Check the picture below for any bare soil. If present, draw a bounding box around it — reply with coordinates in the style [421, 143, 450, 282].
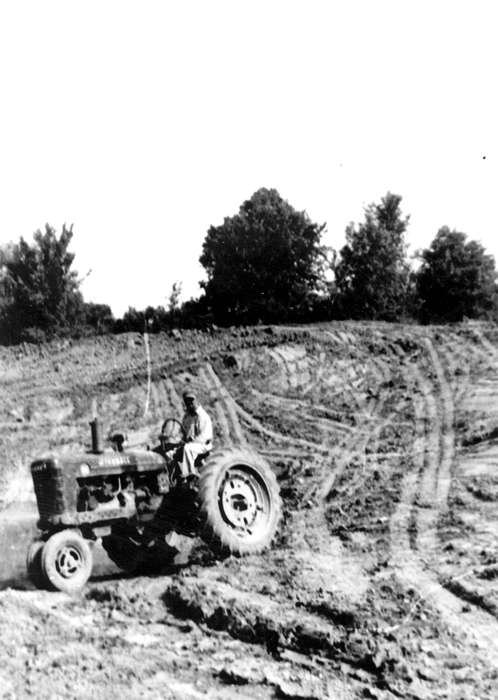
[1, 322, 498, 699]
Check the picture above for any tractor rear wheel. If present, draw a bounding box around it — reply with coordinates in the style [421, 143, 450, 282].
[198, 448, 281, 556]
[41, 530, 93, 593]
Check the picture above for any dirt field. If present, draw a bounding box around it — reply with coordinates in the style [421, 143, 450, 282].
[1, 322, 498, 699]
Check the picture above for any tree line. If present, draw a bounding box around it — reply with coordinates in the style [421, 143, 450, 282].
[1, 188, 497, 344]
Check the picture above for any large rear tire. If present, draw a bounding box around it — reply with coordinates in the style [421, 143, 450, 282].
[41, 530, 93, 593]
[198, 448, 281, 556]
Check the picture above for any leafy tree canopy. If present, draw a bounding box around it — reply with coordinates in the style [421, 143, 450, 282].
[83, 302, 115, 334]
[334, 192, 411, 320]
[199, 188, 328, 324]
[416, 227, 498, 322]
[0, 224, 84, 343]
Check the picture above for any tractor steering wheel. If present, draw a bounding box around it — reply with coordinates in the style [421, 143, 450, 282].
[159, 418, 184, 447]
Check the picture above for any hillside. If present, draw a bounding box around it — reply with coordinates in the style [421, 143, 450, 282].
[1, 322, 498, 699]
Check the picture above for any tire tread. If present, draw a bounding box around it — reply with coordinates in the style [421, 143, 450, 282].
[198, 448, 281, 556]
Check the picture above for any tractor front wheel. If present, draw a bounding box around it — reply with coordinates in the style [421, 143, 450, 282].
[26, 540, 45, 589]
[41, 530, 93, 593]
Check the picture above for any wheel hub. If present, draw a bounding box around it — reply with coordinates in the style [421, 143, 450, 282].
[219, 469, 267, 536]
[55, 545, 83, 579]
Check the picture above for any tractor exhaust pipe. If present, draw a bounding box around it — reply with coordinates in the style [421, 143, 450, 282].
[89, 417, 103, 454]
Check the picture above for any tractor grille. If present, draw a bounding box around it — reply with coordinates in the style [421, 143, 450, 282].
[31, 460, 65, 520]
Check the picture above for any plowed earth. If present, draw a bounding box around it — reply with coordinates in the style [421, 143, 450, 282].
[1, 323, 498, 699]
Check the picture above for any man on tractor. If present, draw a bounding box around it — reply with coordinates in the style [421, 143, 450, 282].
[177, 390, 213, 480]
[27, 390, 281, 592]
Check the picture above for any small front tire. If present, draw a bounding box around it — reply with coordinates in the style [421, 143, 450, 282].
[26, 540, 45, 589]
[41, 530, 93, 593]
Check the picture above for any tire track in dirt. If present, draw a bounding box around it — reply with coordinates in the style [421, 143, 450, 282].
[438, 346, 471, 405]
[248, 390, 355, 437]
[267, 348, 293, 390]
[288, 424, 373, 554]
[390, 337, 498, 666]
[470, 326, 498, 359]
[268, 346, 314, 394]
[204, 364, 248, 448]
[198, 367, 233, 447]
[258, 335, 399, 505]
[164, 378, 184, 415]
[285, 338, 398, 538]
[268, 362, 395, 610]
[423, 338, 454, 507]
[318, 400, 395, 513]
[235, 400, 328, 453]
[442, 329, 498, 616]
[301, 351, 327, 396]
[207, 355, 334, 455]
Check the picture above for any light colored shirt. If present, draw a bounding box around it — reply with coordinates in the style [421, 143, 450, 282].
[182, 405, 213, 445]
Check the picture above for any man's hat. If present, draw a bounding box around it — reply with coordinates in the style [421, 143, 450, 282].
[182, 390, 196, 401]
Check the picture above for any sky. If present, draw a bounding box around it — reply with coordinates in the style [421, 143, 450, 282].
[0, 1, 496, 317]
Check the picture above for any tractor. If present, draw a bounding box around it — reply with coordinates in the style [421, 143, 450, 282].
[27, 418, 281, 593]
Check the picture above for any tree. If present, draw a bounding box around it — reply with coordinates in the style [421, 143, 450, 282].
[334, 193, 411, 320]
[416, 227, 498, 322]
[199, 188, 328, 324]
[83, 302, 115, 335]
[167, 282, 182, 314]
[0, 224, 84, 343]
[0, 243, 15, 320]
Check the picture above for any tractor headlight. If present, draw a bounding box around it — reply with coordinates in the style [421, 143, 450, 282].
[79, 463, 91, 476]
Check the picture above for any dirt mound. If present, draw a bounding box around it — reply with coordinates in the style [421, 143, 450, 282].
[2, 322, 498, 698]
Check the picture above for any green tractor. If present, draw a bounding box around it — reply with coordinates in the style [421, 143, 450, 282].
[27, 419, 282, 593]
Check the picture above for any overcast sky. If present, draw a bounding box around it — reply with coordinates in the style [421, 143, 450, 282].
[0, 1, 496, 316]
